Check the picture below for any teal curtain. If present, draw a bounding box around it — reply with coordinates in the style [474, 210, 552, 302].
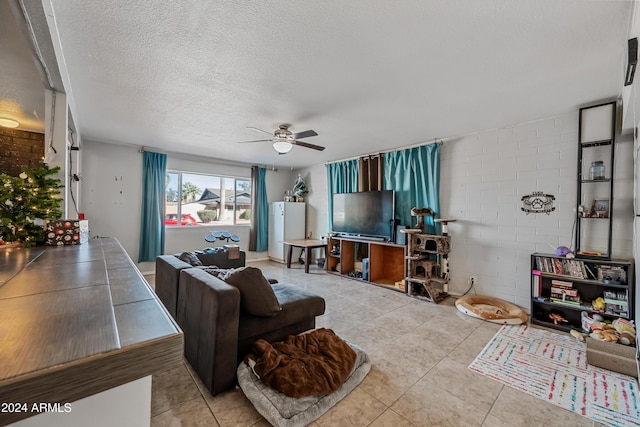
[249, 166, 268, 252]
[326, 159, 358, 231]
[383, 144, 440, 234]
[138, 151, 167, 262]
[255, 167, 269, 252]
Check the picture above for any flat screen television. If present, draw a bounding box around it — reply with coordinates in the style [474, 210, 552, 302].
[332, 190, 395, 240]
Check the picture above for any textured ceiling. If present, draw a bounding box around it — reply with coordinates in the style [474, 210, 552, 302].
[27, 1, 640, 166]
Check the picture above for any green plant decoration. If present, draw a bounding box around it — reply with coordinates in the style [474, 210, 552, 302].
[0, 164, 63, 246]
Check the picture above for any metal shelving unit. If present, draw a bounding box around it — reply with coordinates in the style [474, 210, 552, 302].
[575, 101, 617, 260]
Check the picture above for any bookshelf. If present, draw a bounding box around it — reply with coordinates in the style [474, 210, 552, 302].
[530, 253, 634, 332]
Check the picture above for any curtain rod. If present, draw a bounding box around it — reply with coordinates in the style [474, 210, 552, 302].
[324, 138, 443, 166]
[139, 145, 261, 168]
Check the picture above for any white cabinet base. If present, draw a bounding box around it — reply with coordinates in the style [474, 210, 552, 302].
[11, 376, 151, 427]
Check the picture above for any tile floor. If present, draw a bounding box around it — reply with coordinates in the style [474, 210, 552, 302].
[146, 261, 605, 427]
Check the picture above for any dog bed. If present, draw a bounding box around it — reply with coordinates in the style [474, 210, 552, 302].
[455, 295, 527, 324]
[237, 337, 370, 427]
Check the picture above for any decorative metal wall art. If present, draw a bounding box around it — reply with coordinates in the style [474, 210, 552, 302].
[521, 192, 555, 215]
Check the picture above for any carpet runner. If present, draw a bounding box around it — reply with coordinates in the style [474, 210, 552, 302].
[469, 324, 639, 427]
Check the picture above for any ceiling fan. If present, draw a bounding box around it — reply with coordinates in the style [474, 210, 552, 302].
[238, 124, 325, 154]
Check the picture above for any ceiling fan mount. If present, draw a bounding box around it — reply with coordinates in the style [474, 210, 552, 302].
[273, 124, 294, 141]
[238, 124, 325, 154]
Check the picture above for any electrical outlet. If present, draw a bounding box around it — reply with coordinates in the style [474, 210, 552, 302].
[469, 276, 476, 286]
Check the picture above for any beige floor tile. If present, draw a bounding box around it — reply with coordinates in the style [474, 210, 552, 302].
[315, 387, 387, 427]
[480, 414, 509, 426]
[249, 419, 271, 426]
[395, 327, 464, 353]
[369, 408, 417, 427]
[151, 363, 203, 417]
[419, 312, 484, 338]
[150, 261, 600, 427]
[421, 356, 503, 411]
[316, 310, 365, 334]
[488, 387, 593, 426]
[447, 323, 501, 366]
[359, 357, 424, 406]
[370, 337, 445, 376]
[391, 382, 489, 427]
[204, 388, 263, 427]
[151, 397, 218, 427]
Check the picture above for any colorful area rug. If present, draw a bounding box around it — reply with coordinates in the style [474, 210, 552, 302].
[469, 325, 640, 427]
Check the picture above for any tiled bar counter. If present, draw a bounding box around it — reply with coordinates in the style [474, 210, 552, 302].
[0, 238, 183, 426]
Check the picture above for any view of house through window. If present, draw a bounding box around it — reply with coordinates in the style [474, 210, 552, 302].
[165, 171, 251, 226]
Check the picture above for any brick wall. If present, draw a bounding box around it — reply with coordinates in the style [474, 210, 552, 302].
[0, 128, 45, 176]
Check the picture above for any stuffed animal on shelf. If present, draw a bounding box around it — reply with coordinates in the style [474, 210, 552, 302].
[612, 318, 636, 346]
[570, 329, 588, 342]
[592, 297, 606, 311]
[548, 312, 567, 325]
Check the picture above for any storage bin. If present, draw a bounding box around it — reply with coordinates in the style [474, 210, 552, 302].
[586, 337, 638, 378]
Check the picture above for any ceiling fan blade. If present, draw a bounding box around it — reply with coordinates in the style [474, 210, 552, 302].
[293, 140, 325, 151]
[247, 126, 273, 136]
[292, 129, 318, 139]
[237, 139, 272, 143]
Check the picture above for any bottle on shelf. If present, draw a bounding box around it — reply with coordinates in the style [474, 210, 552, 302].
[589, 161, 606, 180]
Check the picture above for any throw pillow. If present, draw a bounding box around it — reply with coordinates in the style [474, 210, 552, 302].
[222, 267, 281, 317]
[200, 267, 227, 278]
[178, 251, 203, 267]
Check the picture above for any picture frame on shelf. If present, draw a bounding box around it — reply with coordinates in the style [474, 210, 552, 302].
[592, 199, 609, 218]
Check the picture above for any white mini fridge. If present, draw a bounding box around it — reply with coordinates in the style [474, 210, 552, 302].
[268, 202, 306, 263]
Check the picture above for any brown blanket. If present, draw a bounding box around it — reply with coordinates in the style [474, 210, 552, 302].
[247, 328, 356, 398]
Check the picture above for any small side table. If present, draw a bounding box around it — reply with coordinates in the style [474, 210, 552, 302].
[283, 239, 327, 273]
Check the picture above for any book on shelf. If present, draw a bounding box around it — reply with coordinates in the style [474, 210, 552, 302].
[533, 274, 541, 297]
[550, 287, 578, 297]
[551, 279, 573, 287]
[603, 290, 627, 300]
[534, 255, 586, 279]
[553, 259, 563, 275]
[550, 297, 581, 305]
[604, 298, 628, 307]
[550, 291, 580, 301]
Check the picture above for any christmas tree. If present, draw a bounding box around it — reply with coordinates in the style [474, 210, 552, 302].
[0, 164, 63, 246]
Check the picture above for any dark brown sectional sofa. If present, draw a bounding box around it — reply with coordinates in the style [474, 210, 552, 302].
[155, 255, 326, 395]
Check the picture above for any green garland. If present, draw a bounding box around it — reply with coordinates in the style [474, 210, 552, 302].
[0, 165, 63, 246]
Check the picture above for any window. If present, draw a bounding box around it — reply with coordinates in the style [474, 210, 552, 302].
[165, 171, 251, 227]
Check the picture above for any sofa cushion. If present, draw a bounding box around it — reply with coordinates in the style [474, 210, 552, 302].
[178, 251, 203, 266]
[238, 283, 326, 340]
[223, 267, 281, 317]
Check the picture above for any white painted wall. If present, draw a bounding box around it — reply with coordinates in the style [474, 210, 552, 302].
[80, 140, 294, 270]
[81, 141, 143, 261]
[297, 111, 635, 308]
[294, 163, 329, 241]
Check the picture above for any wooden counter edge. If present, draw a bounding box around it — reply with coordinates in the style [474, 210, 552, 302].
[0, 332, 183, 425]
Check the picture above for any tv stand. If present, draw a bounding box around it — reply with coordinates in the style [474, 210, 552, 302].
[331, 233, 387, 242]
[327, 236, 405, 292]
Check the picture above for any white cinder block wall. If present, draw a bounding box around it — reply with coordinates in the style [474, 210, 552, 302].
[441, 110, 633, 307]
[298, 110, 634, 309]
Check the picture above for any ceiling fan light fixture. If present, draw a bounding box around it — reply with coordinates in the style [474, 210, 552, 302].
[0, 117, 19, 128]
[273, 140, 293, 154]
